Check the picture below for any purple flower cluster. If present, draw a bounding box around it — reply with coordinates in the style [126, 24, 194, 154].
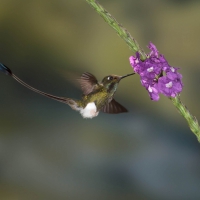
[129, 42, 183, 101]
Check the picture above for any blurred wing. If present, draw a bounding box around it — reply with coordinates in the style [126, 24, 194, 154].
[101, 99, 128, 114]
[79, 72, 98, 95]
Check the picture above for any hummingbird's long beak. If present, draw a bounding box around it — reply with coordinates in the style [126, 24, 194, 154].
[119, 72, 135, 81]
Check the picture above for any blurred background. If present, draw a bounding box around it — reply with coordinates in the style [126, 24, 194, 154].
[0, 0, 200, 199]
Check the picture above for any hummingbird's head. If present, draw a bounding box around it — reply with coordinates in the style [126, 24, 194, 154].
[101, 73, 134, 92]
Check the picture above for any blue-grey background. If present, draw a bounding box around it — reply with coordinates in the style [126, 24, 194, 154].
[0, 0, 200, 199]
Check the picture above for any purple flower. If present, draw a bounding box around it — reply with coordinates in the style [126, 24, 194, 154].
[158, 76, 182, 97]
[148, 42, 159, 57]
[129, 42, 183, 101]
[148, 84, 160, 101]
[129, 52, 143, 74]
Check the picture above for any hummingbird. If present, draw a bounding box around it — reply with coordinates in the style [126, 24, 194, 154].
[0, 63, 134, 119]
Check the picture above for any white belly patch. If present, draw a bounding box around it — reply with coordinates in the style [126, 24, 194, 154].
[79, 102, 99, 119]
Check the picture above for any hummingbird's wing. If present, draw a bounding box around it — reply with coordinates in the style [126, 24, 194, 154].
[101, 99, 128, 114]
[79, 72, 98, 95]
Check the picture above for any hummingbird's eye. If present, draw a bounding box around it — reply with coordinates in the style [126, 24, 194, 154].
[107, 76, 113, 81]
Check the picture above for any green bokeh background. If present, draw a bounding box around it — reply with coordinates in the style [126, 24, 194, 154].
[0, 0, 200, 199]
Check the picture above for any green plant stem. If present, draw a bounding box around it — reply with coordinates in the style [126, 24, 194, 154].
[85, 0, 147, 60]
[171, 96, 200, 142]
[86, 0, 200, 142]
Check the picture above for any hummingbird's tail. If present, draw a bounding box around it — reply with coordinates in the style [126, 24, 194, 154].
[0, 63, 79, 110]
